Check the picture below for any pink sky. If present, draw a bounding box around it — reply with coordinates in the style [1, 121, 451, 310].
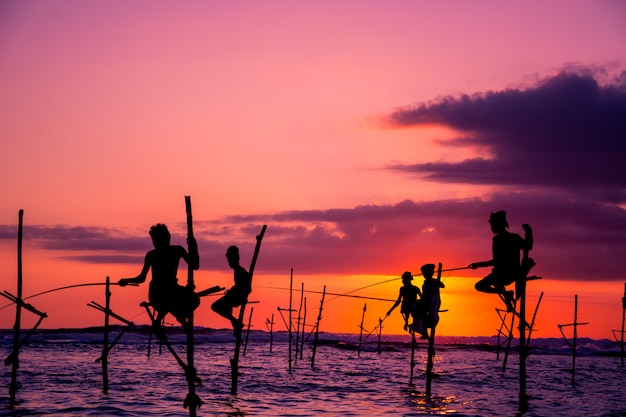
[1, 1, 625, 339]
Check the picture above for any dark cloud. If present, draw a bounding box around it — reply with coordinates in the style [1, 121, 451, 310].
[384, 70, 626, 202]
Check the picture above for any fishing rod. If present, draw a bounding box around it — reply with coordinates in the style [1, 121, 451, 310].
[0, 282, 138, 312]
[255, 286, 394, 302]
[326, 265, 473, 302]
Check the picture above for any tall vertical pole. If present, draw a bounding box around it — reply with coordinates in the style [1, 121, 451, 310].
[572, 294, 578, 386]
[295, 282, 304, 363]
[9, 209, 24, 403]
[409, 331, 416, 385]
[518, 272, 528, 412]
[377, 317, 382, 355]
[102, 276, 111, 394]
[288, 268, 293, 373]
[268, 314, 274, 353]
[426, 262, 443, 396]
[231, 224, 266, 395]
[184, 196, 199, 416]
[243, 307, 254, 356]
[311, 286, 326, 369]
[358, 303, 366, 357]
[299, 298, 307, 360]
[621, 282, 626, 366]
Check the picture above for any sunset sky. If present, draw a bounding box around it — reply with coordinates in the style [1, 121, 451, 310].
[1, 1, 625, 340]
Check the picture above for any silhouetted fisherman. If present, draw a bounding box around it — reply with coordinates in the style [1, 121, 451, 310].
[118, 223, 200, 337]
[211, 245, 251, 335]
[469, 211, 533, 311]
[413, 263, 445, 339]
[386, 271, 422, 332]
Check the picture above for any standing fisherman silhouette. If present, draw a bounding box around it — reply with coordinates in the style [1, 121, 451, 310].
[413, 263, 445, 339]
[118, 224, 200, 337]
[469, 211, 533, 311]
[386, 271, 422, 332]
[211, 245, 251, 335]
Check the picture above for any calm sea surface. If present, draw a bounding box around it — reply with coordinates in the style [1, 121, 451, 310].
[1, 328, 624, 416]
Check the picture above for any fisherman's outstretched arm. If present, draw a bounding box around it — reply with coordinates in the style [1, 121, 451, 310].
[118, 254, 150, 286]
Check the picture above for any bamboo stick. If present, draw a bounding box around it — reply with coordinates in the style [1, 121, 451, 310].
[231, 225, 266, 395]
[288, 268, 293, 373]
[409, 331, 416, 385]
[358, 303, 366, 357]
[184, 196, 200, 415]
[311, 286, 325, 369]
[518, 271, 528, 412]
[295, 282, 304, 363]
[9, 209, 23, 403]
[299, 297, 307, 360]
[243, 306, 254, 356]
[526, 291, 544, 347]
[377, 317, 382, 355]
[266, 314, 274, 353]
[621, 282, 626, 367]
[425, 263, 443, 396]
[103, 277, 110, 394]
[557, 295, 589, 386]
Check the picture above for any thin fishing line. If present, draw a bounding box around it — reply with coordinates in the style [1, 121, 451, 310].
[255, 285, 395, 302]
[0, 282, 133, 312]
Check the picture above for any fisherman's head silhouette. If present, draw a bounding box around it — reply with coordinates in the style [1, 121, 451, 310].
[149, 224, 171, 249]
[226, 245, 240, 267]
[489, 211, 509, 233]
[421, 263, 436, 279]
[401, 271, 413, 283]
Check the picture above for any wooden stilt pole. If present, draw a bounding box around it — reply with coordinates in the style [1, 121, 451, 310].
[311, 286, 326, 369]
[288, 268, 293, 373]
[3, 211, 47, 402]
[184, 196, 201, 415]
[557, 294, 588, 386]
[295, 282, 304, 363]
[526, 291, 543, 347]
[266, 314, 274, 353]
[90, 300, 133, 362]
[502, 309, 516, 373]
[358, 303, 366, 357]
[299, 297, 307, 360]
[377, 317, 382, 355]
[141, 302, 188, 369]
[102, 277, 111, 394]
[231, 225, 266, 395]
[409, 331, 416, 385]
[495, 308, 510, 361]
[9, 209, 23, 403]
[243, 306, 254, 356]
[425, 262, 443, 396]
[620, 282, 626, 366]
[572, 295, 578, 386]
[518, 272, 528, 413]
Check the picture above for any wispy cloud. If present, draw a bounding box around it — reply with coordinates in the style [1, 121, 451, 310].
[4, 193, 620, 281]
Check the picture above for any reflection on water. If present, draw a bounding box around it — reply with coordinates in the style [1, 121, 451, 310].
[0, 332, 624, 416]
[406, 389, 460, 415]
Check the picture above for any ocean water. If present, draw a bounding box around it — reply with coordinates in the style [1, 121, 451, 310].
[0, 327, 624, 417]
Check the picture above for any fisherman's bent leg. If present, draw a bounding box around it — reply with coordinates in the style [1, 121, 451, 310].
[475, 275, 500, 293]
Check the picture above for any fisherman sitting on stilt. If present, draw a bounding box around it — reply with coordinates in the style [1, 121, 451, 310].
[211, 245, 251, 336]
[386, 271, 422, 333]
[118, 223, 201, 338]
[469, 211, 533, 312]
